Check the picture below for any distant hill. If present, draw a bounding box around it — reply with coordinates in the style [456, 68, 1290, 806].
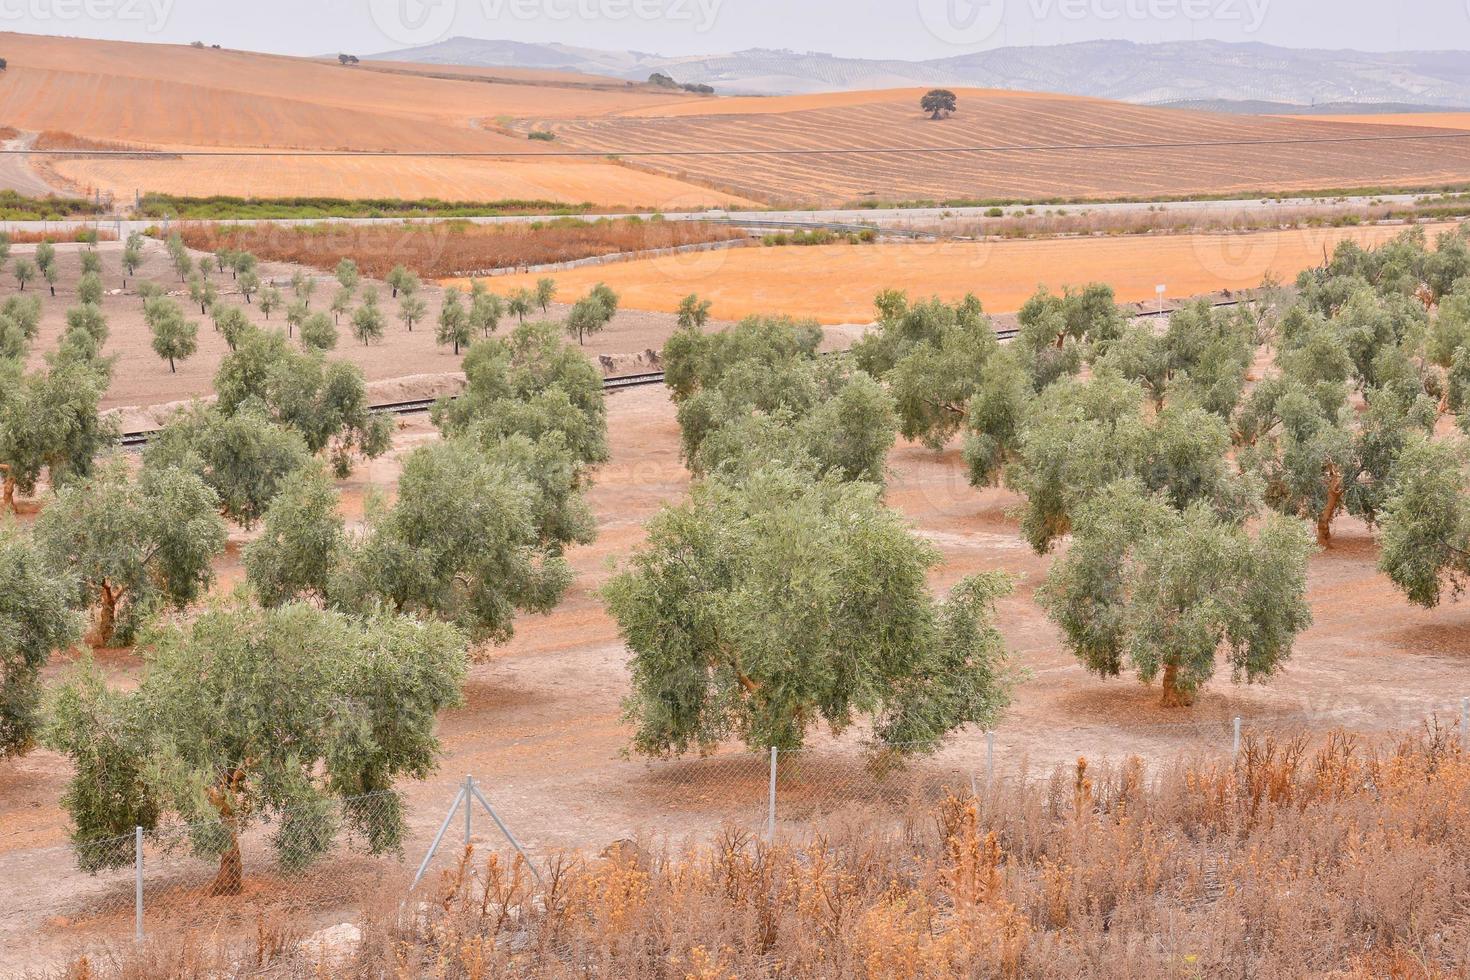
[370, 37, 1470, 107]
[1155, 100, 1470, 115]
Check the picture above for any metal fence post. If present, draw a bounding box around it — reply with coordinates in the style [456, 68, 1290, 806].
[766, 747, 778, 841]
[986, 731, 996, 792]
[1233, 717, 1242, 758]
[134, 826, 143, 943]
[464, 774, 473, 847]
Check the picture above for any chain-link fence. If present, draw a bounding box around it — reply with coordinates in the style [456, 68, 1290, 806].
[5, 700, 1469, 975]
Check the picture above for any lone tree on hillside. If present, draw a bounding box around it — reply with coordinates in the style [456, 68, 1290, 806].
[921, 89, 958, 120]
[0, 524, 82, 758]
[604, 465, 1017, 756]
[44, 602, 466, 894]
[1038, 480, 1314, 707]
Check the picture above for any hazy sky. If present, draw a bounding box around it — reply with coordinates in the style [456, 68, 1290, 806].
[5, 0, 1466, 60]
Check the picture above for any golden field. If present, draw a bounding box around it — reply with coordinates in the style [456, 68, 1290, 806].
[489, 223, 1459, 323]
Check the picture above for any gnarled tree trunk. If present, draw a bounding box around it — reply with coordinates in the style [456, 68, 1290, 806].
[1160, 662, 1193, 707]
[206, 771, 247, 896]
[1318, 464, 1344, 547]
[94, 582, 122, 648]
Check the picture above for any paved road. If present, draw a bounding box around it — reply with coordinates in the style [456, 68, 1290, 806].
[0, 132, 64, 199]
[0, 193, 1434, 238]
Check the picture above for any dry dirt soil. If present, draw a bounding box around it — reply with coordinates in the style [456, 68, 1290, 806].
[491, 221, 1460, 324]
[3, 320, 1470, 968]
[17, 239, 738, 418]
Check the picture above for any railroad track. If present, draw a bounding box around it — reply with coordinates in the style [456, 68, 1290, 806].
[117, 302, 1240, 449]
[118, 370, 671, 449]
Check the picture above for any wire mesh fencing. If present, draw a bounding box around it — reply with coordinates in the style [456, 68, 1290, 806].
[7, 700, 1470, 975]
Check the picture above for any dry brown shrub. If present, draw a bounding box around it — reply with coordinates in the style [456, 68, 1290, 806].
[62, 722, 1470, 978]
[176, 218, 747, 280]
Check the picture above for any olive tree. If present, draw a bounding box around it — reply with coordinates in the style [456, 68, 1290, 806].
[508, 288, 535, 326]
[1377, 436, 1470, 608]
[677, 293, 713, 330]
[351, 288, 386, 345]
[244, 464, 345, 607]
[399, 293, 428, 333]
[0, 357, 113, 512]
[434, 320, 609, 467]
[121, 232, 143, 288]
[565, 283, 618, 345]
[146, 298, 198, 373]
[144, 403, 311, 528]
[44, 602, 466, 893]
[35, 460, 226, 646]
[77, 271, 103, 306]
[215, 329, 391, 477]
[468, 282, 504, 337]
[1038, 480, 1314, 707]
[333, 439, 573, 643]
[212, 302, 253, 351]
[436, 288, 472, 355]
[258, 285, 282, 320]
[0, 524, 82, 757]
[188, 272, 218, 315]
[334, 257, 360, 293]
[1007, 374, 1252, 553]
[535, 277, 556, 313]
[13, 257, 35, 291]
[604, 465, 1017, 756]
[300, 311, 337, 351]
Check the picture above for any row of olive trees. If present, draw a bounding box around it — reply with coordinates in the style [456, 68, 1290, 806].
[855, 281, 1316, 707]
[854, 224, 1470, 705]
[0, 257, 612, 892]
[600, 298, 1019, 760]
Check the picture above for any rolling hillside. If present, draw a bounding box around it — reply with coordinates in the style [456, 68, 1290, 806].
[540, 88, 1470, 205]
[0, 32, 748, 206]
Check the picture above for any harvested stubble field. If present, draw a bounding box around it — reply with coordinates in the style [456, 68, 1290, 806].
[178, 219, 749, 279]
[0, 32, 740, 207]
[0, 33, 688, 151]
[48, 154, 756, 211]
[1295, 111, 1470, 130]
[543, 88, 1470, 205]
[493, 221, 1457, 323]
